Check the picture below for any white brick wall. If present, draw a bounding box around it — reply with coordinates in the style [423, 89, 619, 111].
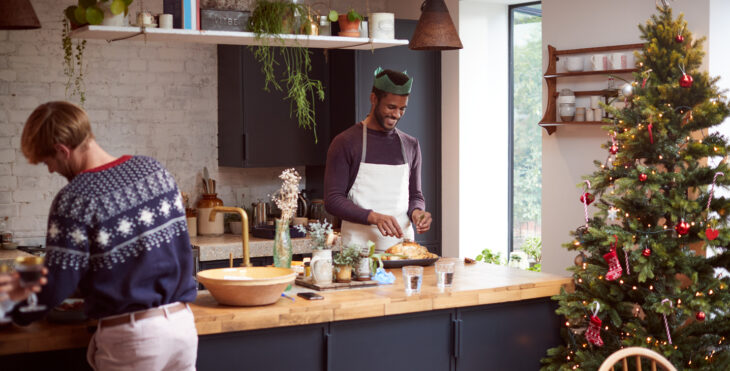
[0, 0, 327, 246]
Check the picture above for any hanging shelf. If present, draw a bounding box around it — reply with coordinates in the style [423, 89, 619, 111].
[539, 43, 644, 135]
[69, 25, 409, 50]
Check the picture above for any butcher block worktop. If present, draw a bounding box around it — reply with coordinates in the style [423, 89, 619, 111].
[0, 259, 572, 356]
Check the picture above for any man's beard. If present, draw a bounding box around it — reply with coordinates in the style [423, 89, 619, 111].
[374, 104, 400, 131]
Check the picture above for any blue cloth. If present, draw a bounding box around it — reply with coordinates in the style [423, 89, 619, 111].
[12, 156, 197, 324]
[372, 267, 395, 284]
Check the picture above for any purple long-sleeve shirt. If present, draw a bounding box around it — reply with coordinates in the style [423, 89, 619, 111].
[324, 122, 426, 225]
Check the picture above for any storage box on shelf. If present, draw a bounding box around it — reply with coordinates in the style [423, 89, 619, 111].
[539, 43, 643, 135]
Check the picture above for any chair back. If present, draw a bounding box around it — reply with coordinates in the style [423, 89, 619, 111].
[598, 347, 677, 371]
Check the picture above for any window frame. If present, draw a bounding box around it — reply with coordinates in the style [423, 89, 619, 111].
[508, 1, 542, 256]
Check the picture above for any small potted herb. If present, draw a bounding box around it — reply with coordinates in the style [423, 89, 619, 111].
[332, 8, 362, 37]
[333, 244, 361, 283]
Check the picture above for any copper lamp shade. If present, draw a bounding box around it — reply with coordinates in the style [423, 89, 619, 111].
[0, 0, 41, 30]
[409, 0, 462, 51]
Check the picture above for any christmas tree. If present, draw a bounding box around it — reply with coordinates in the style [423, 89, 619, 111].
[542, 6, 730, 370]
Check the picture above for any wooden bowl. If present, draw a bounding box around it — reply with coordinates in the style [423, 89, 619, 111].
[197, 267, 296, 306]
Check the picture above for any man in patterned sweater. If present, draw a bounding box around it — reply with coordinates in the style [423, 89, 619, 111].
[13, 101, 198, 370]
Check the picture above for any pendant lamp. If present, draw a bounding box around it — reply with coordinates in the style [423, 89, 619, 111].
[409, 0, 462, 50]
[0, 0, 41, 30]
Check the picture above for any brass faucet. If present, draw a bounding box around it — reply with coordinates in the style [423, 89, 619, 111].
[209, 206, 251, 267]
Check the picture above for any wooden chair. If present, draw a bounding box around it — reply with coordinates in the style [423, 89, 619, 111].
[598, 347, 677, 371]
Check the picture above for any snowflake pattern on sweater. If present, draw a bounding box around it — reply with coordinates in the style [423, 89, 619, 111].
[13, 156, 197, 322]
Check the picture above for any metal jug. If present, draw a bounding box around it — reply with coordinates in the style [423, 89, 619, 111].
[297, 191, 308, 218]
[252, 201, 268, 227]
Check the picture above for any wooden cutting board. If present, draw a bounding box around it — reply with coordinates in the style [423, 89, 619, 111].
[295, 277, 378, 291]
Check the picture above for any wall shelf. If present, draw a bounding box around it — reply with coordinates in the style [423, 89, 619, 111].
[539, 43, 644, 135]
[69, 25, 409, 50]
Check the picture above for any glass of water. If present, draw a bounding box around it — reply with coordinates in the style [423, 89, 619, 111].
[435, 261, 455, 288]
[402, 265, 423, 294]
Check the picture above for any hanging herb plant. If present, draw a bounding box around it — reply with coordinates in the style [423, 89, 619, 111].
[248, 0, 325, 142]
[61, 0, 133, 106]
[62, 18, 87, 105]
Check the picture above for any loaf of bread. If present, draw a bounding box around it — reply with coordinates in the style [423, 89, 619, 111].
[384, 241, 438, 260]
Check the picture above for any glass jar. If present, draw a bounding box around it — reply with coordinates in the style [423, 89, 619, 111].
[319, 15, 331, 36]
[197, 194, 224, 235]
[557, 88, 576, 122]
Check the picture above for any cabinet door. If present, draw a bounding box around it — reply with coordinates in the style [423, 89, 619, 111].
[329, 310, 453, 371]
[338, 20, 442, 253]
[218, 45, 331, 167]
[455, 299, 562, 371]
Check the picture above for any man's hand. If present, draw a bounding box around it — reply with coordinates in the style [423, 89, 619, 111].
[411, 209, 432, 234]
[368, 211, 404, 239]
[0, 269, 47, 302]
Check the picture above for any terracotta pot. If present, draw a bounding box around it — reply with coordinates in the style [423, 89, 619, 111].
[337, 14, 360, 37]
[335, 264, 352, 283]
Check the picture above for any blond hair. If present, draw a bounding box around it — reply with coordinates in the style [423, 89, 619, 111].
[21, 101, 94, 164]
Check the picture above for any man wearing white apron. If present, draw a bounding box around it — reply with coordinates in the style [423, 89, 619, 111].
[324, 67, 433, 252]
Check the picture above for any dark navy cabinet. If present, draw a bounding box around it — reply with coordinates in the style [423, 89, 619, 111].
[217, 45, 331, 167]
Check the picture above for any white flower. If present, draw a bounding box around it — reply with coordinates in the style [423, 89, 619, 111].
[139, 208, 155, 226]
[159, 200, 172, 217]
[272, 168, 301, 222]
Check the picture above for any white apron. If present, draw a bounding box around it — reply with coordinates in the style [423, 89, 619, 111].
[341, 123, 415, 253]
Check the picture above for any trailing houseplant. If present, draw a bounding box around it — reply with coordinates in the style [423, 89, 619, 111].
[61, 0, 133, 106]
[331, 8, 362, 37]
[248, 0, 325, 142]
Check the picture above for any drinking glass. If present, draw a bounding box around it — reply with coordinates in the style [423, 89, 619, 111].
[435, 261, 455, 288]
[402, 265, 423, 294]
[14, 256, 46, 313]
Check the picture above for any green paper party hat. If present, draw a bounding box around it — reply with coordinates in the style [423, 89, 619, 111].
[373, 67, 413, 95]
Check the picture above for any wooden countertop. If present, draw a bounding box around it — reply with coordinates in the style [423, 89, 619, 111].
[0, 259, 572, 355]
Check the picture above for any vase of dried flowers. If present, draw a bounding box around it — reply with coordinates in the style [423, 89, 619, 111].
[273, 218, 293, 268]
[272, 168, 301, 268]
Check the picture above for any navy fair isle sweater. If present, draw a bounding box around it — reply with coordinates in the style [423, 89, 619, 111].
[13, 155, 197, 324]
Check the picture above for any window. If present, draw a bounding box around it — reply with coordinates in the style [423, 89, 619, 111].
[509, 2, 542, 267]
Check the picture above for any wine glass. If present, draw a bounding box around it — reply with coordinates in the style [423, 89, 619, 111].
[14, 256, 46, 313]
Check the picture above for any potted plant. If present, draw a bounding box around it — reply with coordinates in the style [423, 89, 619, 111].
[332, 9, 362, 37]
[61, 0, 134, 106]
[65, 0, 134, 28]
[248, 0, 325, 143]
[225, 213, 243, 235]
[333, 244, 361, 283]
[296, 220, 335, 284]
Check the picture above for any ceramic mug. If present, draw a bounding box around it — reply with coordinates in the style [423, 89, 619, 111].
[590, 54, 608, 71]
[565, 56, 583, 72]
[311, 250, 333, 285]
[585, 108, 594, 122]
[369, 13, 394, 39]
[590, 95, 601, 109]
[610, 52, 627, 70]
[594, 108, 603, 120]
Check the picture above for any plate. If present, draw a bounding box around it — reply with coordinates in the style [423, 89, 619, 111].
[382, 257, 439, 268]
[47, 298, 87, 324]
